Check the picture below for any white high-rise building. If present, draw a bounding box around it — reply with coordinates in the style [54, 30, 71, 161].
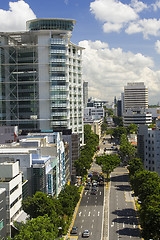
[0, 18, 84, 144]
[124, 82, 148, 111]
[123, 82, 151, 126]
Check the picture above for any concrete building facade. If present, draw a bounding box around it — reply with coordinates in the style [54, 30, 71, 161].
[0, 161, 22, 237]
[0, 188, 7, 239]
[0, 18, 84, 144]
[124, 82, 148, 111]
[137, 118, 160, 176]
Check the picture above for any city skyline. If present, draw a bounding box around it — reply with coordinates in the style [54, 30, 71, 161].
[1, 0, 160, 104]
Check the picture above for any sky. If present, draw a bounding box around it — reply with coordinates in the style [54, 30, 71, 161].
[0, 0, 160, 104]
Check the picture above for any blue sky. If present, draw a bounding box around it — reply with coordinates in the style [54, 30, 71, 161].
[1, 0, 160, 104]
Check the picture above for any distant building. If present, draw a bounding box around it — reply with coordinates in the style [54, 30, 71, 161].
[122, 82, 151, 126]
[83, 81, 88, 107]
[124, 82, 148, 111]
[123, 109, 152, 127]
[84, 106, 104, 121]
[87, 97, 108, 108]
[84, 118, 103, 139]
[0, 126, 18, 144]
[117, 100, 122, 117]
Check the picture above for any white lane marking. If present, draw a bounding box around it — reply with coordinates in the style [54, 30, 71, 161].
[100, 191, 101, 195]
[81, 225, 83, 228]
[79, 212, 82, 216]
[98, 211, 100, 216]
[87, 201, 88, 203]
[88, 212, 91, 216]
[92, 219, 94, 222]
[111, 222, 114, 227]
[123, 222, 125, 228]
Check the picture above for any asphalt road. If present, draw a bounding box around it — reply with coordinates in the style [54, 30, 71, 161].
[69, 183, 104, 239]
[109, 167, 142, 240]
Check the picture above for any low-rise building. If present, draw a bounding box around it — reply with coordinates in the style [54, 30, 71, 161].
[123, 109, 152, 127]
[0, 161, 22, 237]
[0, 188, 7, 239]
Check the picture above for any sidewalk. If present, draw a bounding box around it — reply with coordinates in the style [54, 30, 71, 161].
[102, 181, 110, 240]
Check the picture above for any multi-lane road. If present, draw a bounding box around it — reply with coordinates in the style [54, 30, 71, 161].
[109, 168, 142, 240]
[67, 136, 143, 240]
[68, 183, 104, 239]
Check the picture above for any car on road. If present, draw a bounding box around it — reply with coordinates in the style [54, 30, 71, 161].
[82, 229, 90, 237]
[91, 189, 96, 195]
[71, 226, 78, 234]
[85, 184, 90, 190]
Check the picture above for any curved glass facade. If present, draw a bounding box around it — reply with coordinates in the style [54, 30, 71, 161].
[28, 19, 76, 31]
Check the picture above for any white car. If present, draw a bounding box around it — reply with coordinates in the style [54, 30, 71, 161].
[82, 229, 90, 238]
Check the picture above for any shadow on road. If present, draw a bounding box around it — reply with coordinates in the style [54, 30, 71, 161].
[117, 227, 141, 237]
[112, 208, 137, 217]
[111, 208, 141, 238]
[115, 184, 131, 191]
[110, 174, 129, 183]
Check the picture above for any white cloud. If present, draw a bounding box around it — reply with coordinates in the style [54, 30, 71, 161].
[126, 18, 160, 39]
[130, 0, 148, 13]
[155, 40, 160, 54]
[0, 0, 36, 32]
[103, 22, 122, 33]
[152, 1, 160, 11]
[79, 40, 159, 103]
[90, 0, 138, 33]
[90, 0, 160, 39]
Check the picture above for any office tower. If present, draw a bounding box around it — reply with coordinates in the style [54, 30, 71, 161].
[0, 18, 84, 144]
[83, 81, 88, 107]
[124, 82, 148, 111]
[123, 82, 151, 126]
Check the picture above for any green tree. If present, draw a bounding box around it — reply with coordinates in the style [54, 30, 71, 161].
[101, 122, 108, 133]
[96, 154, 120, 179]
[130, 170, 160, 202]
[119, 134, 136, 162]
[113, 116, 123, 127]
[127, 124, 138, 134]
[140, 194, 160, 240]
[22, 192, 63, 219]
[58, 185, 80, 217]
[112, 127, 127, 140]
[127, 158, 144, 176]
[13, 215, 58, 240]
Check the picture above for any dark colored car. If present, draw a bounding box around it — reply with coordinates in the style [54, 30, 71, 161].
[71, 226, 78, 234]
[85, 185, 90, 190]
